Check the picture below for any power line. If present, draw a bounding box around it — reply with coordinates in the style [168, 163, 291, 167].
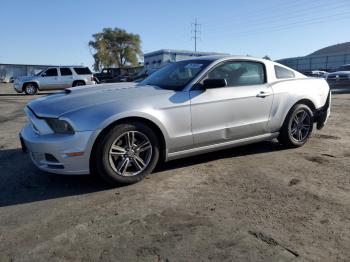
[206, 12, 350, 39]
[203, 1, 349, 33]
[191, 18, 201, 52]
[203, 0, 307, 30]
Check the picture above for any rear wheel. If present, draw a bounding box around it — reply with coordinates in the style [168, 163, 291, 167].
[23, 83, 38, 95]
[278, 104, 314, 148]
[73, 81, 85, 87]
[95, 122, 159, 185]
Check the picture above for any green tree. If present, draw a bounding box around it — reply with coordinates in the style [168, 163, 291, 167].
[89, 27, 142, 71]
[263, 55, 271, 60]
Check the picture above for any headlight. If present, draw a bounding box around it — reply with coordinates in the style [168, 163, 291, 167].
[45, 119, 74, 134]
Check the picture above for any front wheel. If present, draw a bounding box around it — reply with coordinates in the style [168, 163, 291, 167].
[278, 104, 314, 148]
[24, 83, 38, 95]
[95, 122, 159, 185]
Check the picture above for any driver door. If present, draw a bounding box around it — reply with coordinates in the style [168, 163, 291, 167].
[190, 60, 273, 148]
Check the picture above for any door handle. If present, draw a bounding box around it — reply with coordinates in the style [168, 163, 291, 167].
[257, 91, 272, 98]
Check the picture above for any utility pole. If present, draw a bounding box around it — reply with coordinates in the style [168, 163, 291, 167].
[191, 18, 201, 52]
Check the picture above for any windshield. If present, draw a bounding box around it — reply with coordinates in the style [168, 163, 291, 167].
[337, 65, 350, 71]
[141, 60, 211, 90]
[35, 69, 45, 76]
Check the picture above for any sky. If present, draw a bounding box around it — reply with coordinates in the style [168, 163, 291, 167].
[0, 0, 349, 68]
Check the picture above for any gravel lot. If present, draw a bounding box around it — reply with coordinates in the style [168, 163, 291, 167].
[0, 83, 349, 262]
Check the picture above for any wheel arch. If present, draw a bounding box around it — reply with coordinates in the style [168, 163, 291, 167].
[89, 116, 167, 174]
[279, 98, 316, 131]
[72, 80, 86, 86]
[22, 81, 39, 92]
[294, 98, 316, 113]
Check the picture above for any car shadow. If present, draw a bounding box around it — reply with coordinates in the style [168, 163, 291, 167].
[0, 92, 53, 97]
[155, 140, 285, 172]
[0, 141, 285, 207]
[0, 148, 113, 207]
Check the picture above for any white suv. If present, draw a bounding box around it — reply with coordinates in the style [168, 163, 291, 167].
[13, 66, 96, 95]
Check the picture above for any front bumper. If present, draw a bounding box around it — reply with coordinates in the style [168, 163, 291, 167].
[13, 82, 23, 93]
[20, 123, 97, 175]
[86, 80, 96, 85]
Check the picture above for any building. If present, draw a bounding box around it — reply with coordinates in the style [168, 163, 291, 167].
[277, 42, 350, 73]
[0, 63, 59, 82]
[144, 49, 228, 69]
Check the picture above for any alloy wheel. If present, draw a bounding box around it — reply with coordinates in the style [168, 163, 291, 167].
[25, 85, 36, 95]
[290, 110, 311, 142]
[108, 131, 152, 176]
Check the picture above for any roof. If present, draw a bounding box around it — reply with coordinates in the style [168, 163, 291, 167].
[308, 42, 350, 56]
[144, 49, 229, 58]
[176, 55, 268, 62]
[0, 63, 83, 67]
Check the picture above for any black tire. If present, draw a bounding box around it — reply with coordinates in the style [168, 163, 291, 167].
[95, 122, 160, 185]
[72, 81, 85, 87]
[23, 83, 38, 95]
[278, 104, 314, 148]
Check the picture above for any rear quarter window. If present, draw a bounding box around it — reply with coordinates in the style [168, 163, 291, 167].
[275, 65, 295, 79]
[73, 67, 92, 75]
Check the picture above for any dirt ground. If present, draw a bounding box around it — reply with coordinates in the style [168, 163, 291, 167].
[0, 83, 349, 262]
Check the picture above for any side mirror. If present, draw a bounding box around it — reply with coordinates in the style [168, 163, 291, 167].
[41, 73, 47, 77]
[203, 78, 227, 89]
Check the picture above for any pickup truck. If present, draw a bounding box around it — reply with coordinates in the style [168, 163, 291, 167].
[93, 68, 125, 83]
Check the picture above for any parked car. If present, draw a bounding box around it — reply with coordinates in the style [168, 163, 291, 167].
[13, 66, 96, 95]
[1, 75, 12, 83]
[104, 73, 132, 83]
[132, 68, 158, 82]
[326, 64, 350, 87]
[104, 69, 158, 83]
[20, 56, 330, 185]
[94, 68, 125, 83]
[311, 70, 328, 78]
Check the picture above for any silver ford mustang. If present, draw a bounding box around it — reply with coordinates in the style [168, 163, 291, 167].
[20, 56, 331, 184]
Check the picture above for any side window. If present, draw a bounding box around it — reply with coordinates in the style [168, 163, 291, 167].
[205, 61, 266, 86]
[275, 65, 295, 79]
[73, 67, 92, 75]
[43, 68, 58, 77]
[169, 64, 204, 83]
[60, 68, 72, 76]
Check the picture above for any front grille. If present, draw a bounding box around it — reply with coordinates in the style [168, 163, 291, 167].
[47, 164, 64, 169]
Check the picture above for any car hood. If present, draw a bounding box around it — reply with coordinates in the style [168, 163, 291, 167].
[27, 82, 173, 118]
[328, 71, 350, 76]
[17, 75, 36, 81]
